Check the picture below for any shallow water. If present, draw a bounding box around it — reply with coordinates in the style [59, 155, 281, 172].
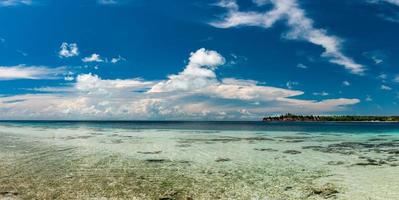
[0, 122, 398, 199]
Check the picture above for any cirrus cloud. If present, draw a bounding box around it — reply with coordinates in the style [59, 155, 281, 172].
[0, 65, 66, 80]
[0, 0, 32, 6]
[210, 0, 365, 75]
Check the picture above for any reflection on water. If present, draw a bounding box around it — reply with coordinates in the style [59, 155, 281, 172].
[0, 122, 398, 199]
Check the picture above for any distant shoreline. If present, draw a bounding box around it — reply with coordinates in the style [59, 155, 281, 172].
[263, 114, 399, 123]
[262, 121, 399, 123]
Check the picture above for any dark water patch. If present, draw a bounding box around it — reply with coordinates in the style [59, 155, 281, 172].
[386, 149, 399, 155]
[375, 142, 399, 148]
[254, 148, 278, 152]
[111, 139, 123, 144]
[302, 145, 355, 155]
[178, 136, 274, 144]
[89, 132, 103, 136]
[177, 160, 191, 164]
[283, 150, 302, 155]
[386, 156, 398, 162]
[215, 158, 231, 162]
[322, 133, 343, 136]
[145, 159, 170, 163]
[275, 136, 310, 140]
[137, 151, 162, 155]
[296, 132, 312, 135]
[368, 138, 388, 142]
[327, 161, 345, 166]
[353, 156, 398, 167]
[303, 141, 399, 156]
[175, 144, 191, 148]
[378, 134, 391, 137]
[283, 139, 305, 143]
[61, 135, 93, 140]
[308, 184, 339, 199]
[0, 191, 19, 197]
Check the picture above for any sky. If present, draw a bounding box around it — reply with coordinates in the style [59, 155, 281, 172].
[0, 0, 398, 120]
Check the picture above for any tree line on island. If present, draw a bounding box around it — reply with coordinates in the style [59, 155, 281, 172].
[262, 113, 399, 122]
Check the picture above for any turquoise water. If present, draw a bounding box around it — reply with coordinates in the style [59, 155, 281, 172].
[0, 122, 398, 199]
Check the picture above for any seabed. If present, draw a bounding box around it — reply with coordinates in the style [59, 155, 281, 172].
[0, 124, 398, 199]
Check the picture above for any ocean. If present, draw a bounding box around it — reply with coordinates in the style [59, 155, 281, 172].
[0, 121, 398, 199]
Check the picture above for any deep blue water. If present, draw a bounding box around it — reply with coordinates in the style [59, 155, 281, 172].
[0, 121, 399, 134]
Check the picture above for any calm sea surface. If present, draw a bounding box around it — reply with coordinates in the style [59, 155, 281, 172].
[0, 121, 398, 199]
[1, 121, 399, 132]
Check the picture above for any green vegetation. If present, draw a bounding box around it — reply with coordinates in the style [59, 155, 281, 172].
[263, 113, 399, 122]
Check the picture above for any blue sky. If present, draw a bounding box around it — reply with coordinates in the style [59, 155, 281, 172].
[0, 0, 398, 120]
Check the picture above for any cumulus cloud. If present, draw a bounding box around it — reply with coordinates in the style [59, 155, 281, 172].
[0, 0, 31, 6]
[342, 81, 351, 86]
[59, 42, 79, 58]
[82, 54, 103, 63]
[0, 65, 65, 80]
[210, 0, 365, 75]
[0, 48, 360, 120]
[149, 48, 225, 93]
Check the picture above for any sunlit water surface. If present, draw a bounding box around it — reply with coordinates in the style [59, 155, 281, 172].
[0, 121, 398, 200]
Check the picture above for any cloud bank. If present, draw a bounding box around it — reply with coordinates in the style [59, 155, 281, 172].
[0, 48, 359, 120]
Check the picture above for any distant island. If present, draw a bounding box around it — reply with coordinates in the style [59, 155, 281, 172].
[263, 113, 399, 122]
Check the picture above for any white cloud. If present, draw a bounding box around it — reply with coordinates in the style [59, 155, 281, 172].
[342, 81, 351, 86]
[363, 51, 385, 64]
[59, 42, 79, 58]
[381, 84, 392, 90]
[98, 0, 118, 5]
[366, 95, 373, 102]
[296, 63, 308, 69]
[394, 75, 399, 82]
[111, 55, 125, 63]
[286, 81, 298, 89]
[370, 0, 399, 6]
[149, 48, 225, 93]
[211, 0, 365, 75]
[379, 73, 387, 80]
[368, 0, 399, 22]
[0, 48, 360, 120]
[313, 91, 329, 96]
[0, 65, 65, 80]
[82, 54, 103, 63]
[0, 0, 31, 6]
[75, 73, 154, 95]
[64, 76, 74, 81]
